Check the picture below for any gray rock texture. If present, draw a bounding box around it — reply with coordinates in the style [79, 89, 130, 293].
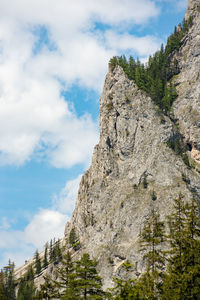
[65, 62, 200, 287]
[173, 0, 200, 166]
[63, 0, 200, 287]
[15, 0, 200, 290]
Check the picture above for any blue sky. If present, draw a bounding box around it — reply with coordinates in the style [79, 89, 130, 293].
[0, 0, 187, 268]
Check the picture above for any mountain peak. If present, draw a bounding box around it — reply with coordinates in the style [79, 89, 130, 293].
[185, 0, 200, 20]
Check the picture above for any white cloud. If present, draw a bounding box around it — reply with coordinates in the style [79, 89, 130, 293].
[0, 174, 81, 267]
[24, 209, 68, 249]
[0, 217, 10, 230]
[0, 0, 161, 167]
[105, 31, 162, 57]
[0, 210, 68, 267]
[53, 174, 82, 214]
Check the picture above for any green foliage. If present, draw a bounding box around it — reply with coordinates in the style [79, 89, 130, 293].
[36, 274, 57, 300]
[69, 228, 77, 246]
[49, 252, 105, 299]
[139, 209, 165, 298]
[48, 238, 62, 264]
[111, 195, 200, 299]
[2, 260, 16, 300]
[166, 133, 184, 155]
[121, 260, 133, 271]
[73, 253, 105, 299]
[17, 266, 36, 300]
[50, 250, 80, 299]
[49, 239, 54, 263]
[111, 278, 141, 299]
[34, 250, 42, 275]
[0, 271, 7, 300]
[43, 243, 49, 268]
[161, 195, 200, 299]
[109, 17, 193, 114]
[166, 133, 190, 167]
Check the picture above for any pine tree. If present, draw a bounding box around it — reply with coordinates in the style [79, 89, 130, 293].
[108, 15, 193, 114]
[43, 243, 49, 268]
[0, 271, 6, 300]
[53, 251, 76, 299]
[74, 253, 105, 299]
[69, 228, 77, 246]
[162, 194, 186, 299]
[37, 274, 56, 300]
[54, 239, 62, 263]
[127, 56, 136, 80]
[182, 199, 200, 298]
[162, 195, 200, 299]
[3, 260, 16, 300]
[49, 239, 54, 263]
[35, 250, 42, 275]
[139, 208, 165, 299]
[111, 278, 141, 300]
[17, 267, 36, 300]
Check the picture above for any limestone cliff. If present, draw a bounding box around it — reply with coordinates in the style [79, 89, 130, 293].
[174, 0, 200, 166]
[63, 0, 200, 288]
[15, 0, 200, 290]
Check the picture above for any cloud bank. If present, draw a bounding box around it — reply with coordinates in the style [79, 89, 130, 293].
[0, 0, 161, 167]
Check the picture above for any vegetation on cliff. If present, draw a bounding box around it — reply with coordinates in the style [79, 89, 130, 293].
[1, 195, 200, 299]
[109, 17, 193, 114]
[110, 195, 200, 299]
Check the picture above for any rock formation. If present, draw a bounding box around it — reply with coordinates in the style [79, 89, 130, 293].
[15, 0, 200, 290]
[174, 0, 200, 167]
[63, 0, 200, 288]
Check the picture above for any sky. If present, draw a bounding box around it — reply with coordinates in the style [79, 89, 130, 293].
[0, 0, 188, 268]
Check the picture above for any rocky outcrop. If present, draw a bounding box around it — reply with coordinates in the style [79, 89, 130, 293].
[173, 0, 200, 167]
[15, 0, 200, 290]
[63, 0, 200, 288]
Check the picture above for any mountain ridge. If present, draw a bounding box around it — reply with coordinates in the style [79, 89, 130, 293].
[15, 0, 200, 291]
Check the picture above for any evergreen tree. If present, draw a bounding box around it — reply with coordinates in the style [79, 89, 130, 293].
[69, 228, 77, 246]
[17, 266, 36, 300]
[69, 228, 80, 250]
[139, 208, 165, 299]
[0, 271, 6, 300]
[49, 239, 54, 263]
[74, 253, 105, 299]
[49, 240, 61, 264]
[3, 260, 16, 300]
[162, 194, 186, 299]
[111, 278, 141, 300]
[127, 56, 136, 80]
[54, 239, 62, 263]
[37, 274, 56, 300]
[108, 16, 192, 114]
[35, 250, 42, 275]
[53, 251, 76, 299]
[182, 199, 200, 298]
[43, 243, 49, 268]
[162, 195, 200, 299]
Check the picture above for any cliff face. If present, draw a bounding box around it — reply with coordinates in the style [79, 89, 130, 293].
[65, 0, 200, 287]
[174, 0, 200, 166]
[15, 0, 200, 289]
